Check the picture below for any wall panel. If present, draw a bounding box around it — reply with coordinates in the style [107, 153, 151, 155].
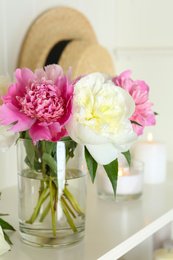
[114, 49, 173, 161]
[116, 0, 173, 48]
[3, 0, 35, 75]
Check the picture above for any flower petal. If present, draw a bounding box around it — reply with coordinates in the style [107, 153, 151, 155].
[86, 143, 118, 165]
[118, 70, 132, 79]
[0, 103, 34, 131]
[20, 68, 36, 86]
[0, 124, 19, 152]
[112, 120, 137, 145]
[66, 117, 109, 145]
[44, 64, 64, 81]
[48, 123, 67, 142]
[0, 226, 10, 255]
[29, 122, 52, 145]
[119, 88, 135, 119]
[135, 80, 149, 92]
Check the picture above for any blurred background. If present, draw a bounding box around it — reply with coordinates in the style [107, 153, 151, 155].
[0, 0, 172, 188]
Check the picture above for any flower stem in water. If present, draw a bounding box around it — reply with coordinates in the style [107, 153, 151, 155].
[26, 185, 49, 224]
[49, 180, 56, 236]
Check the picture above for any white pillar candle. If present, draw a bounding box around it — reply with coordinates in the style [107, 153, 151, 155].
[133, 133, 167, 184]
[153, 248, 173, 260]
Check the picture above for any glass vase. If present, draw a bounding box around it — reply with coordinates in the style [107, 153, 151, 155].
[17, 138, 87, 247]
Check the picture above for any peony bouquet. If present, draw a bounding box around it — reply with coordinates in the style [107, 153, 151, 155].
[0, 65, 156, 238]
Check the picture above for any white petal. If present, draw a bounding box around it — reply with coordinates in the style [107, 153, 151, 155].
[113, 143, 132, 153]
[119, 88, 135, 118]
[66, 117, 108, 145]
[0, 226, 10, 255]
[86, 143, 118, 165]
[112, 120, 137, 145]
[0, 125, 19, 152]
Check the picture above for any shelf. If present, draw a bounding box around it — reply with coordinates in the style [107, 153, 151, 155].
[1, 163, 173, 260]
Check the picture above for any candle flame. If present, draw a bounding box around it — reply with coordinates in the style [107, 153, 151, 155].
[147, 132, 153, 142]
[118, 167, 123, 177]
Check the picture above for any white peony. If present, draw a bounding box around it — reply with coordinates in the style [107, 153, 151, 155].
[66, 72, 137, 165]
[0, 226, 10, 255]
[0, 124, 19, 152]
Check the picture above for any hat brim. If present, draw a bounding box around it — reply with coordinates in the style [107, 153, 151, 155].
[18, 7, 98, 71]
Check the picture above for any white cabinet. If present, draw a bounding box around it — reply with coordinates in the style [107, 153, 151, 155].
[1, 163, 173, 260]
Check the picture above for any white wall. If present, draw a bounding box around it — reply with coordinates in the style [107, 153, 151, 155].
[0, 0, 172, 188]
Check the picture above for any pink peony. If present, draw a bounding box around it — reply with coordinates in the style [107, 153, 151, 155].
[0, 65, 74, 144]
[112, 70, 156, 135]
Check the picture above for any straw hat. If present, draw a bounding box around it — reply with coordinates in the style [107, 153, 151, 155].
[18, 7, 115, 78]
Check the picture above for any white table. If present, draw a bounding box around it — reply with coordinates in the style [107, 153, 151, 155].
[1, 163, 173, 260]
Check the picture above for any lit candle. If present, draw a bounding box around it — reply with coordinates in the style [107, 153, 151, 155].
[153, 248, 173, 260]
[97, 160, 143, 200]
[116, 164, 143, 196]
[133, 132, 167, 184]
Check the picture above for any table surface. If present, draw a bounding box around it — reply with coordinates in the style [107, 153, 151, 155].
[1, 163, 173, 260]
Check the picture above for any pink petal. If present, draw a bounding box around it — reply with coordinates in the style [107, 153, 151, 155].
[58, 96, 73, 126]
[29, 122, 68, 145]
[14, 68, 36, 92]
[55, 76, 67, 97]
[14, 69, 22, 83]
[66, 67, 72, 84]
[2, 83, 23, 108]
[135, 80, 149, 92]
[145, 113, 156, 126]
[118, 70, 132, 79]
[29, 122, 52, 145]
[21, 68, 36, 86]
[44, 64, 64, 81]
[48, 123, 67, 141]
[34, 67, 45, 81]
[0, 103, 34, 131]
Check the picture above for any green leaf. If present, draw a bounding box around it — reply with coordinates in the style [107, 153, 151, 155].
[64, 139, 77, 162]
[121, 150, 131, 166]
[45, 141, 57, 155]
[24, 139, 35, 168]
[0, 214, 9, 216]
[61, 136, 73, 141]
[3, 230, 13, 245]
[42, 153, 57, 177]
[0, 218, 15, 231]
[130, 120, 142, 127]
[154, 111, 159, 116]
[103, 159, 118, 196]
[84, 147, 98, 183]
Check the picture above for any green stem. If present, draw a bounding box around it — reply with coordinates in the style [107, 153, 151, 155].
[39, 201, 51, 222]
[61, 198, 77, 233]
[39, 140, 47, 196]
[64, 186, 85, 217]
[49, 180, 56, 236]
[42, 140, 46, 178]
[61, 196, 76, 218]
[42, 190, 50, 204]
[26, 185, 49, 224]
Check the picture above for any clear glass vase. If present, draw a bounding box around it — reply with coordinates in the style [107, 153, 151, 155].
[17, 138, 87, 247]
